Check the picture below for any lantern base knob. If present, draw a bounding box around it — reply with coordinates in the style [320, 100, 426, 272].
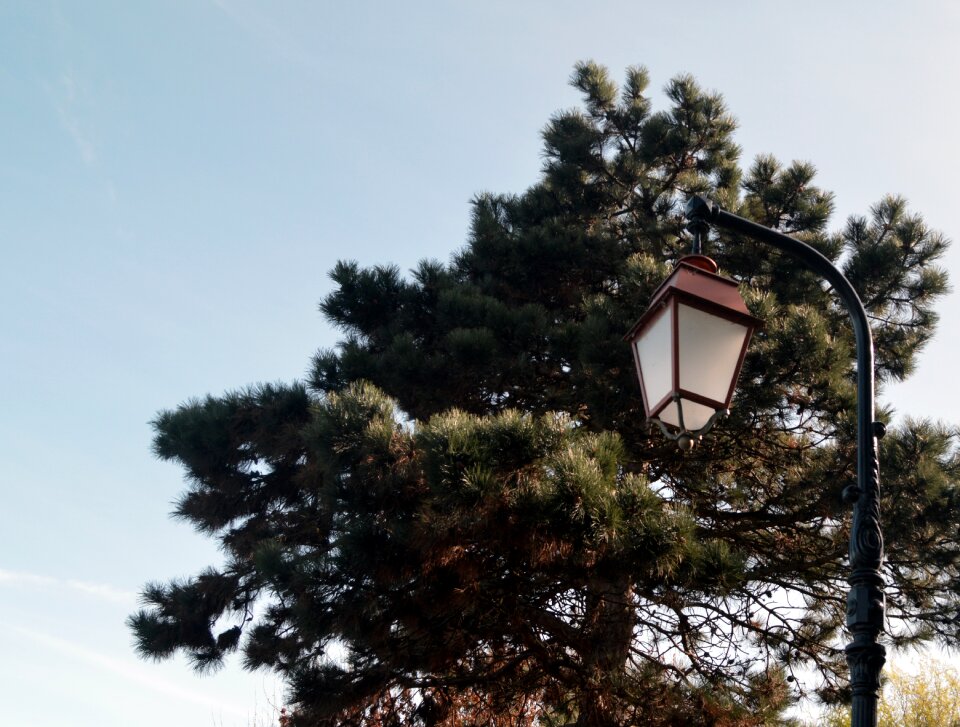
[651, 409, 729, 452]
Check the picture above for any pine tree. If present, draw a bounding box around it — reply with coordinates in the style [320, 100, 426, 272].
[129, 63, 956, 726]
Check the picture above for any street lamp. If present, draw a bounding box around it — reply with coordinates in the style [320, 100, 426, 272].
[629, 195, 886, 727]
[625, 254, 762, 451]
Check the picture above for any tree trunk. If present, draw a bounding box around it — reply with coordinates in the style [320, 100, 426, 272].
[575, 573, 634, 727]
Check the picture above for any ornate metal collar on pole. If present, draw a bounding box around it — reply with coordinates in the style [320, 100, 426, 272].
[685, 195, 886, 727]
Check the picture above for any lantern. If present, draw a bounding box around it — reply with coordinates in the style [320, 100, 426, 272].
[626, 255, 762, 450]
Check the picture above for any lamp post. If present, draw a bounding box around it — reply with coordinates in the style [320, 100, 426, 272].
[629, 195, 886, 727]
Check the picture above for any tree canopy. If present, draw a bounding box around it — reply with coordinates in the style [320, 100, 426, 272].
[130, 62, 957, 726]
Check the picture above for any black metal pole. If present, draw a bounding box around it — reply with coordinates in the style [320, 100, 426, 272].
[685, 195, 886, 727]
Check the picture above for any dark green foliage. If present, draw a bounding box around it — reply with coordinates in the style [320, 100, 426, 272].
[130, 62, 955, 726]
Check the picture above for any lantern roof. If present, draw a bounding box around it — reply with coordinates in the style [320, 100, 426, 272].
[625, 256, 761, 342]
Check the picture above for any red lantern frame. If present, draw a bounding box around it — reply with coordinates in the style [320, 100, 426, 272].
[625, 255, 763, 441]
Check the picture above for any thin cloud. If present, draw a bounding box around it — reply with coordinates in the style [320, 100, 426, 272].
[0, 569, 55, 587]
[37, 63, 119, 207]
[50, 68, 97, 166]
[0, 568, 136, 605]
[6, 624, 251, 719]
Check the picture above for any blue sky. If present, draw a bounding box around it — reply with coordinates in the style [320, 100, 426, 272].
[2, 2, 960, 725]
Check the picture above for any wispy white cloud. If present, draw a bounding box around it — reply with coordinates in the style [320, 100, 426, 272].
[66, 578, 137, 604]
[50, 67, 97, 166]
[0, 568, 136, 605]
[5, 624, 250, 719]
[0, 569, 55, 588]
[40, 11, 120, 206]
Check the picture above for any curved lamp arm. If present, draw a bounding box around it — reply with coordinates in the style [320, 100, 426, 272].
[685, 195, 886, 727]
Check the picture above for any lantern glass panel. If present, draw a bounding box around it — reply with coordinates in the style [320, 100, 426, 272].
[633, 304, 673, 413]
[659, 398, 716, 432]
[677, 302, 749, 405]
